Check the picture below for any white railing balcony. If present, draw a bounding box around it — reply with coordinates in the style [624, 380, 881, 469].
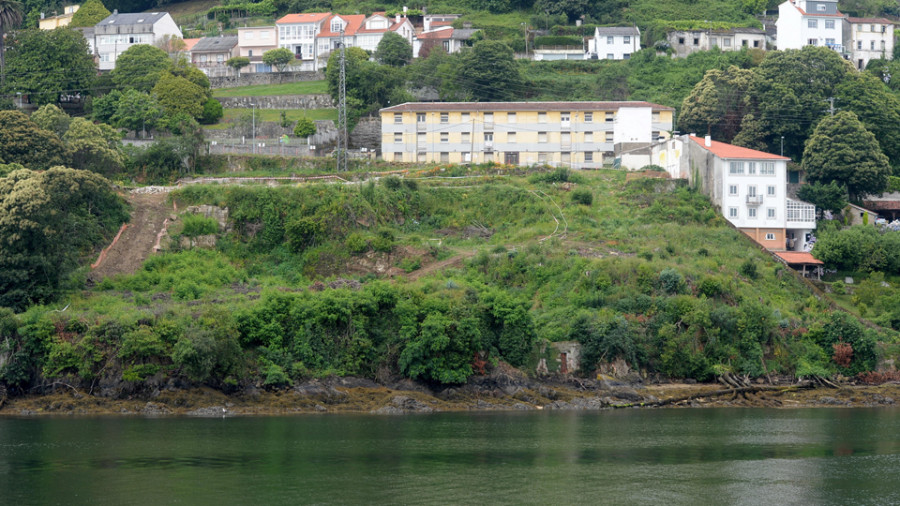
[786, 198, 816, 224]
[746, 195, 764, 205]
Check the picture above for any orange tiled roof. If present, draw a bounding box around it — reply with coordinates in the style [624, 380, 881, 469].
[183, 38, 201, 51]
[775, 252, 824, 265]
[276, 12, 330, 24]
[689, 135, 790, 160]
[318, 14, 365, 37]
[417, 27, 454, 39]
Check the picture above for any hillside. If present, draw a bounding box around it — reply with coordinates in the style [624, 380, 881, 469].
[2, 167, 895, 399]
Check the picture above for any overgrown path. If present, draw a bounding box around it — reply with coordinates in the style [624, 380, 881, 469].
[88, 190, 172, 282]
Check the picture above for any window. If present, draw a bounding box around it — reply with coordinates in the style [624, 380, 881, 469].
[331, 19, 343, 33]
[561, 112, 571, 123]
[723, 38, 731, 47]
[747, 186, 757, 197]
[440, 112, 448, 124]
[605, 132, 614, 142]
[248, 50, 253, 57]
[538, 132, 548, 143]
[461, 112, 470, 122]
[748, 208, 757, 219]
[825, 38, 835, 46]
[561, 152, 571, 163]
[729, 207, 738, 218]
[825, 20, 835, 29]
[507, 132, 516, 143]
[623, 53, 631, 60]
[711, 37, 718, 46]
[508, 112, 516, 123]
[440, 132, 448, 143]
[538, 112, 547, 123]
[693, 37, 699, 45]
[607, 53, 614, 59]
[394, 113, 402, 124]
[729, 161, 744, 174]
[484, 132, 493, 143]
[767, 208, 776, 219]
[652, 131, 660, 140]
[440, 152, 449, 163]
[808, 19, 817, 29]
[748, 162, 757, 175]
[624, 36, 631, 44]
[394, 133, 402, 143]
[753, 40, 760, 48]
[767, 185, 776, 196]
[417, 132, 426, 144]
[561, 132, 571, 144]
[605, 112, 614, 122]
[760, 162, 775, 175]
[871, 40, 876, 50]
[817, 4, 826, 10]
[394, 152, 402, 160]
[729, 185, 738, 196]
[538, 152, 549, 162]
[585, 152, 593, 162]
[461, 132, 471, 144]
[742, 39, 748, 47]
[765, 233, 775, 240]
[607, 36, 614, 44]
[871, 24, 876, 31]
[652, 111, 661, 122]
[417, 113, 426, 123]
[858, 40, 863, 49]
[462, 152, 471, 162]
[584, 112, 593, 122]
[808, 38, 818, 46]
[484, 112, 493, 123]
[417, 151, 426, 162]
[584, 132, 593, 142]
[679, 37, 685, 45]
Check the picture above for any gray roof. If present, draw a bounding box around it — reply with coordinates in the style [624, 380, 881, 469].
[594, 26, 640, 36]
[381, 101, 674, 113]
[97, 11, 170, 27]
[450, 29, 478, 40]
[192, 36, 239, 52]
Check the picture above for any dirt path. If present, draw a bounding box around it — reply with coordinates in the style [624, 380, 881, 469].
[88, 192, 172, 282]
[406, 249, 477, 281]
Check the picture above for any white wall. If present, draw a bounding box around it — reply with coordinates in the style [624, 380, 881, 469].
[613, 107, 651, 144]
[720, 160, 787, 229]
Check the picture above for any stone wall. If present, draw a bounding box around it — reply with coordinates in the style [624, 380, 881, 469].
[209, 71, 325, 89]
[217, 94, 334, 110]
[349, 116, 381, 151]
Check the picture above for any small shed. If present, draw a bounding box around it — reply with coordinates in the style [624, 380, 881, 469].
[775, 251, 824, 279]
[845, 203, 878, 226]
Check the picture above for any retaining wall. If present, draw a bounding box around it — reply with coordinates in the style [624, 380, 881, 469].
[216, 94, 334, 109]
[209, 71, 325, 89]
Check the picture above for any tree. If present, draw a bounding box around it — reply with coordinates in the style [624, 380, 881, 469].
[375, 32, 413, 67]
[680, 66, 754, 143]
[152, 72, 206, 120]
[169, 55, 211, 91]
[199, 98, 223, 125]
[262, 48, 295, 72]
[69, 0, 110, 27]
[226, 56, 250, 74]
[0, 110, 67, 169]
[326, 47, 404, 123]
[154, 34, 186, 56]
[0, 167, 128, 310]
[0, 0, 23, 86]
[534, 0, 591, 22]
[802, 111, 891, 200]
[92, 89, 123, 123]
[111, 44, 171, 93]
[30, 103, 71, 138]
[109, 89, 161, 136]
[835, 71, 900, 165]
[2, 28, 94, 106]
[63, 117, 125, 176]
[456, 40, 522, 101]
[293, 116, 316, 139]
[797, 181, 848, 213]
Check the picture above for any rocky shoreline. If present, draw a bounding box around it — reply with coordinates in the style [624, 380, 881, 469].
[1, 371, 898, 417]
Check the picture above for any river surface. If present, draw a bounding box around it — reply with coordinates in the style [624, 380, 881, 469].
[1, 408, 898, 505]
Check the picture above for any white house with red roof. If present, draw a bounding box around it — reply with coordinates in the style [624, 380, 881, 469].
[653, 134, 816, 251]
[776, 0, 847, 54]
[315, 14, 365, 65]
[276, 12, 330, 70]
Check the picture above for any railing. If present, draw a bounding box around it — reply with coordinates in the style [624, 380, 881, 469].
[786, 198, 816, 223]
[746, 195, 764, 205]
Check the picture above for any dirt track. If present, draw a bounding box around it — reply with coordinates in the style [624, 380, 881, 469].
[89, 192, 171, 282]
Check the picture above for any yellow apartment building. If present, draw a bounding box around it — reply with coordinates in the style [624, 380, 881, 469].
[380, 101, 674, 168]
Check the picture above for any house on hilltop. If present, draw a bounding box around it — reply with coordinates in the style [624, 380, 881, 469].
[275, 12, 330, 71]
[666, 27, 766, 57]
[93, 10, 182, 70]
[191, 36, 239, 77]
[587, 26, 640, 60]
[39, 5, 79, 30]
[776, 0, 847, 54]
[847, 17, 895, 69]
[236, 27, 277, 73]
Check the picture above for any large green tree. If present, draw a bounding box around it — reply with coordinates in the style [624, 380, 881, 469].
[0, 0, 23, 86]
[0, 167, 128, 310]
[796, 181, 848, 213]
[834, 71, 900, 165]
[680, 66, 754, 143]
[326, 47, 406, 122]
[375, 32, 413, 67]
[109, 89, 162, 135]
[456, 40, 522, 101]
[2, 28, 95, 106]
[30, 103, 70, 138]
[70, 0, 110, 28]
[262, 48, 295, 72]
[802, 111, 891, 200]
[63, 117, 125, 176]
[152, 72, 206, 120]
[0, 110, 67, 169]
[111, 44, 171, 93]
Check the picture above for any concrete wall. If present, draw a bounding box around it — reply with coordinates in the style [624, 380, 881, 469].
[216, 94, 334, 109]
[349, 116, 382, 151]
[209, 71, 325, 89]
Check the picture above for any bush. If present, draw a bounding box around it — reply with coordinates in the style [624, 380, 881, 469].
[199, 98, 224, 125]
[571, 188, 593, 206]
[181, 214, 218, 237]
[372, 227, 395, 252]
[658, 268, 686, 294]
[740, 259, 759, 280]
[831, 280, 846, 295]
[345, 232, 368, 254]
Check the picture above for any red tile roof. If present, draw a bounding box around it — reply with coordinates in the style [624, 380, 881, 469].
[381, 101, 675, 112]
[416, 27, 454, 39]
[689, 135, 790, 160]
[276, 12, 330, 24]
[775, 251, 824, 265]
[317, 14, 365, 37]
[863, 200, 900, 210]
[183, 38, 201, 51]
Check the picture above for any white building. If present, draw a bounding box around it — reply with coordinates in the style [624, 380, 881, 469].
[276, 12, 330, 71]
[666, 27, 766, 57]
[776, 0, 846, 54]
[588, 26, 640, 60]
[848, 17, 895, 69]
[652, 135, 816, 251]
[94, 10, 182, 70]
[237, 26, 277, 73]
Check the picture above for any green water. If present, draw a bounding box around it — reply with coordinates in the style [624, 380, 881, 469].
[1, 408, 898, 505]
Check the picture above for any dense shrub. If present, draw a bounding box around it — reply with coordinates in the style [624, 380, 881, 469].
[181, 214, 218, 237]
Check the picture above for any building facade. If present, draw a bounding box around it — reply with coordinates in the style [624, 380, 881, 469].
[191, 36, 238, 77]
[276, 12, 330, 71]
[94, 11, 182, 70]
[381, 101, 674, 169]
[237, 26, 277, 73]
[847, 17, 895, 69]
[588, 26, 640, 60]
[667, 27, 766, 57]
[653, 135, 816, 251]
[39, 5, 79, 30]
[776, 0, 846, 54]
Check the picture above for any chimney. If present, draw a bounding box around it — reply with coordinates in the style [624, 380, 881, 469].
[396, 14, 401, 23]
[40, 12, 45, 19]
[704, 134, 711, 147]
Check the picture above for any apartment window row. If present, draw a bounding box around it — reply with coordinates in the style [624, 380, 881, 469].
[729, 161, 775, 175]
[727, 207, 778, 220]
[402, 132, 613, 144]
[403, 111, 624, 125]
[604, 35, 632, 44]
[728, 184, 777, 196]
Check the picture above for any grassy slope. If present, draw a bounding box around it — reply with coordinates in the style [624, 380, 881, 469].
[212, 81, 330, 97]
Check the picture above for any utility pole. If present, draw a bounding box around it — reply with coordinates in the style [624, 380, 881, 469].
[336, 28, 348, 172]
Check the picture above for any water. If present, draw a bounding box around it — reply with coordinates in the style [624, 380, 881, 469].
[1, 408, 899, 505]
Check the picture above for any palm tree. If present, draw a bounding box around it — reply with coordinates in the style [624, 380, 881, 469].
[0, 0, 24, 86]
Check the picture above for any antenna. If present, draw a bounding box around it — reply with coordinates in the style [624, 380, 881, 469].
[336, 28, 348, 172]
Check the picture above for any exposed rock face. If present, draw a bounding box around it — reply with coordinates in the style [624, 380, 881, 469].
[186, 205, 231, 232]
[371, 395, 435, 414]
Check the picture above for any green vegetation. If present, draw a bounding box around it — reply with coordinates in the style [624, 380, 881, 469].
[212, 81, 329, 97]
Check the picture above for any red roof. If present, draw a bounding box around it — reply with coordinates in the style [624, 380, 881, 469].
[183, 38, 201, 51]
[690, 135, 790, 160]
[417, 28, 454, 40]
[318, 14, 365, 37]
[776, 251, 824, 265]
[846, 17, 893, 24]
[276, 12, 330, 24]
[863, 200, 900, 210]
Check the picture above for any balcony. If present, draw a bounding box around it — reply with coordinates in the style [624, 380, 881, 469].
[746, 195, 764, 205]
[786, 198, 816, 226]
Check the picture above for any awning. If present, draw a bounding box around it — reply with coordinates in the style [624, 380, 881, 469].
[775, 251, 824, 265]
